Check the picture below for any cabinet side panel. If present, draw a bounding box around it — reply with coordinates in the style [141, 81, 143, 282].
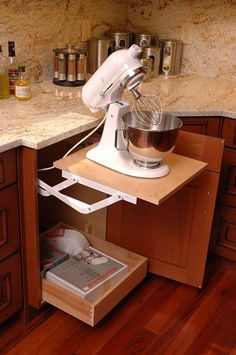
[18, 147, 41, 308]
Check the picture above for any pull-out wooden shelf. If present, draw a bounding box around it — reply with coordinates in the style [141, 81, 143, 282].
[42, 227, 147, 326]
[54, 144, 207, 205]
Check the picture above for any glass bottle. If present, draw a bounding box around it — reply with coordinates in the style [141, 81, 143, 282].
[0, 44, 10, 100]
[8, 41, 19, 95]
[15, 65, 31, 101]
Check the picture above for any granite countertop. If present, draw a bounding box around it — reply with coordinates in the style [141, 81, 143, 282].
[0, 74, 235, 154]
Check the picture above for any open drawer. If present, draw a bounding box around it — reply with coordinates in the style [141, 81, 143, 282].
[41, 226, 147, 326]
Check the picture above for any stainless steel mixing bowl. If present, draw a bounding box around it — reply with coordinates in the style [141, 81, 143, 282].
[121, 112, 182, 168]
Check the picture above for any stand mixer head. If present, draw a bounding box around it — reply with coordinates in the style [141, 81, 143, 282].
[82, 45, 181, 178]
[82, 45, 147, 112]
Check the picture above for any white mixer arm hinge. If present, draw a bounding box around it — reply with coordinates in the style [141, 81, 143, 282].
[38, 172, 137, 215]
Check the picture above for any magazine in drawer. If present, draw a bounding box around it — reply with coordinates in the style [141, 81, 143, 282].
[41, 225, 147, 326]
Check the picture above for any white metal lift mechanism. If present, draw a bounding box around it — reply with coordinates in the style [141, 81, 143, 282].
[38, 170, 137, 215]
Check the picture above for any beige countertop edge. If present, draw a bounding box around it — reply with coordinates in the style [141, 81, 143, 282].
[169, 110, 236, 119]
[0, 119, 101, 154]
[0, 109, 235, 154]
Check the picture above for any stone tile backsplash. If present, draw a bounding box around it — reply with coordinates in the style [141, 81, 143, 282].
[127, 0, 236, 77]
[0, 0, 235, 82]
[0, 0, 127, 82]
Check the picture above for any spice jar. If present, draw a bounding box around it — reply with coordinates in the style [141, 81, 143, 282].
[77, 52, 86, 83]
[67, 53, 77, 82]
[58, 52, 66, 81]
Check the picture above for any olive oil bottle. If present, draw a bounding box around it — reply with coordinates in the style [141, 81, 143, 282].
[15, 65, 31, 101]
[0, 44, 10, 100]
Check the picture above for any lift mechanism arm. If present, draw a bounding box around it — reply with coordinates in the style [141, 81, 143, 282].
[38, 171, 137, 214]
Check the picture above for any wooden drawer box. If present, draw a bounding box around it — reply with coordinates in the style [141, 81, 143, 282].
[0, 253, 22, 324]
[0, 185, 20, 261]
[222, 118, 236, 148]
[0, 150, 17, 190]
[42, 229, 147, 326]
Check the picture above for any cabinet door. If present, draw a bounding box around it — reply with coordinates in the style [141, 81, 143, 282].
[0, 253, 22, 324]
[210, 118, 236, 262]
[180, 117, 221, 137]
[0, 150, 17, 190]
[221, 118, 236, 148]
[0, 186, 20, 261]
[107, 171, 219, 288]
[217, 148, 236, 208]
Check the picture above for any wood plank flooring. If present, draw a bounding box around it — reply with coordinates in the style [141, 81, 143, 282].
[3, 255, 236, 355]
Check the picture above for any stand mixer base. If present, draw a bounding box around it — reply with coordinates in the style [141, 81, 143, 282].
[86, 146, 170, 178]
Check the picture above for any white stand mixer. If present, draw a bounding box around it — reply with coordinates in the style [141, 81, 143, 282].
[82, 45, 175, 178]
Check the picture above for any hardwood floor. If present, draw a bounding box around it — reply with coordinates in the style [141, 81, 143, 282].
[3, 255, 236, 355]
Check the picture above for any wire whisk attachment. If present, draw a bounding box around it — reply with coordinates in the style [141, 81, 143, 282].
[131, 88, 163, 127]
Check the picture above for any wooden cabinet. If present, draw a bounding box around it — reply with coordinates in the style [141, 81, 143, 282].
[210, 118, 236, 261]
[17, 121, 233, 325]
[0, 150, 22, 324]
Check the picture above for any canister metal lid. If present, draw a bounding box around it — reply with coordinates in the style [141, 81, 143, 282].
[53, 47, 65, 54]
[63, 43, 79, 54]
[54, 44, 80, 55]
[160, 39, 183, 44]
[88, 37, 114, 44]
[107, 31, 130, 36]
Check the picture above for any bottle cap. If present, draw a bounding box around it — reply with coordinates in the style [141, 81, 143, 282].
[8, 41, 16, 56]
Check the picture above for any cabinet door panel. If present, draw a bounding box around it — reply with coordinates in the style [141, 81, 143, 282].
[180, 117, 221, 137]
[115, 186, 195, 268]
[0, 253, 22, 324]
[210, 205, 236, 262]
[0, 186, 20, 261]
[222, 118, 236, 148]
[217, 148, 236, 208]
[107, 171, 219, 288]
[0, 150, 17, 190]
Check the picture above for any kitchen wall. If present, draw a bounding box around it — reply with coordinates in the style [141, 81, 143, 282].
[127, 0, 236, 77]
[0, 0, 127, 82]
[0, 0, 235, 82]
